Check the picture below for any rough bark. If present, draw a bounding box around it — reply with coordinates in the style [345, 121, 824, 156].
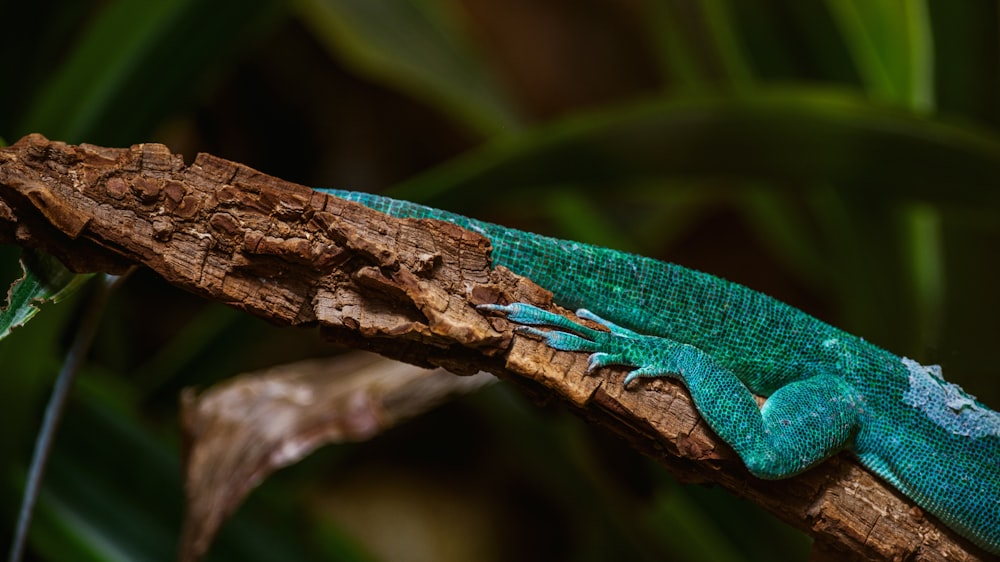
[0, 134, 990, 561]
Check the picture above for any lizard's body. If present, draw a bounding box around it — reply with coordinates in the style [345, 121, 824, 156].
[322, 189, 1000, 555]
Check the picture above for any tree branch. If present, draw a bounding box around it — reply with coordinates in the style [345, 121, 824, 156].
[0, 134, 989, 561]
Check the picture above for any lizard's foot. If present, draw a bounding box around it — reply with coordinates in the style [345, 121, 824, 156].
[478, 303, 682, 385]
[480, 306, 868, 484]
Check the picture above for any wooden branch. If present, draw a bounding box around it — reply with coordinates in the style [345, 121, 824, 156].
[0, 134, 990, 561]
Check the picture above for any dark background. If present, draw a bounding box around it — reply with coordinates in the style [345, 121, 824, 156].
[1, 1, 998, 560]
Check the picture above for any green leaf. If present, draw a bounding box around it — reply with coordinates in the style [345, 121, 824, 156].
[15, 0, 282, 145]
[701, 0, 755, 88]
[825, 0, 934, 112]
[640, 0, 754, 92]
[929, 2, 1000, 125]
[390, 88, 1000, 211]
[293, 0, 520, 135]
[0, 251, 91, 342]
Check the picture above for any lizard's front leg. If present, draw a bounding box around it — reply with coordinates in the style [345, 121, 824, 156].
[481, 303, 865, 479]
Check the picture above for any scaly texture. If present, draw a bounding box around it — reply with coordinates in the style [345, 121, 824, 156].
[323, 189, 1000, 556]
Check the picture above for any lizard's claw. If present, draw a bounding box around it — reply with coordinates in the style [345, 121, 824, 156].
[478, 303, 681, 385]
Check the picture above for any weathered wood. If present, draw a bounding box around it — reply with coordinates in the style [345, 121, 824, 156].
[0, 134, 989, 561]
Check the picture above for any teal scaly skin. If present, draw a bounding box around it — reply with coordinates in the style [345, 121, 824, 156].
[320, 189, 1000, 555]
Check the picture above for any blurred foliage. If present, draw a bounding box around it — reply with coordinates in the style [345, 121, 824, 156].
[2, 0, 999, 560]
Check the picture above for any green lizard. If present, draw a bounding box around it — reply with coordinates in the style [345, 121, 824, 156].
[319, 189, 1000, 556]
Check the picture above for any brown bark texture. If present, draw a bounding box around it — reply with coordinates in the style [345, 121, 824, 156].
[0, 134, 991, 561]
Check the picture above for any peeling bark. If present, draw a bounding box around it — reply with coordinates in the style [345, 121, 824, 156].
[0, 134, 990, 561]
[180, 353, 496, 561]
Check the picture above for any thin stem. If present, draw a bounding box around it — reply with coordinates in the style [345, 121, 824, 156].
[7, 271, 130, 562]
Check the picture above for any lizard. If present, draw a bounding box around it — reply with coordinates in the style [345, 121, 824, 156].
[318, 188, 1000, 556]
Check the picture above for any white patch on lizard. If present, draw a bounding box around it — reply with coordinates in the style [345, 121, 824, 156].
[901, 357, 1000, 438]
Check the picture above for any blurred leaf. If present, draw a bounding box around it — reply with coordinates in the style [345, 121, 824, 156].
[929, 2, 1000, 127]
[293, 0, 520, 135]
[641, 0, 753, 91]
[823, 0, 943, 352]
[391, 89, 1000, 211]
[543, 189, 639, 252]
[0, 251, 91, 342]
[736, 188, 829, 288]
[903, 203, 945, 349]
[808, 190, 910, 346]
[313, 520, 379, 562]
[825, 0, 934, 112]
[641, 1, 711, 91]
[939, 211, 1000, 404]
[701, 0, 755, 88]
[129, 305, 247, 399]
[645, 487, 746, 562]
[15, 0, 283, 145]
